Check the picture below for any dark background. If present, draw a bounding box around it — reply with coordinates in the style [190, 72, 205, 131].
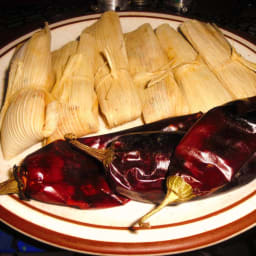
[0, 0, 255, 255]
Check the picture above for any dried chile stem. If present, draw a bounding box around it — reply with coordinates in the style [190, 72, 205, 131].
[136, 191, 179, 228]
[64, 133, 108, 162]
[0, 178, 19, 195]
[132, 176, 194, 229]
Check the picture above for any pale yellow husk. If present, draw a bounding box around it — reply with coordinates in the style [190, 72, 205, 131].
[155, 23, 197, 67]
[125, 23, 169, 76]
[46, 33, 99, 144]
[52, 40, 78, 87]
[0, 24, 54, 127]
[83, 11, 142, 127]
[0, 24, 57, 159]
[155, 22, 234, 112]
[124, 23, 189, 123]
[1, 88, 59, 159]
[142, 72, 190, 123]
[173, 58, 234, 113]
[179, 20, 256, 99]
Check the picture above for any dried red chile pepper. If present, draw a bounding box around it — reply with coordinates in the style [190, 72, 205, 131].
[5, 140, 129, 209]
[67, 131, 184, 204]
[134, 96, 256, 227]
[0, 113, 200, 209]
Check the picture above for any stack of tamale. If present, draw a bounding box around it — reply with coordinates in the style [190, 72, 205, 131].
[125, 23, 189, 123]
[156, 23, 234, 113]
[179, 20, 256, 99]
[83, 11, 142, 127]
[46, 33, 99, 144]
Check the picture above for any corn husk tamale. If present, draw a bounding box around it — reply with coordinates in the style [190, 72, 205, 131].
[1, 88, 59, 159]
[124, 23, 189, 123]
[125, 23, 169, 76]
[0, 24, 54, 127]
[155, 23, 197, 67]
[0, 24, 58, 159]
[83, 11, 141, 127]
[179, 20, 256, 99]
[46, 33, 99, 144]
[173, 57, 233, 113]
[142, 71, 190, 123]
[52, 40, 78, 87]
[155, 23, 233, 112]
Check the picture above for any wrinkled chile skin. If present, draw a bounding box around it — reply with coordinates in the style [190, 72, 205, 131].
[105, 132, 184, 203]
[16, 141, 129, 209]
[172, 96, 256, 196]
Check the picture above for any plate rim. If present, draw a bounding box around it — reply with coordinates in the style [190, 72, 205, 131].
[0, 11, 255, 255]
[0, 204, 255, 255]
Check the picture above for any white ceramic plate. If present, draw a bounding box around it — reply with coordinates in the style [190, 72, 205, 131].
[0, 12, 255, 256]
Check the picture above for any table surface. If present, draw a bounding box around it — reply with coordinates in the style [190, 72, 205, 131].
[0, 0, 255, 255]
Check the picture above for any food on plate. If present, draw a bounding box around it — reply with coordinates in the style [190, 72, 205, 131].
[155, 23, 197, 68]
[0, 140, 129, 209]
[0, 24, 58, 159]
[1, 89, 59, 159]
[0, 11, 255, 230]
[46, 32, 99, 144]
[0, 113, 200, 207]
[51, 40, 78, 88]
[83, 11, 142, 127]
[173, 58, 234, 113]
[125, 23, 189, 123]
[156, 23, 234, 113]
[180, 20, 256, 98]
[66, 131, 184, 204]
[133, 96, 256, 227]
[1, 11, 256, 159]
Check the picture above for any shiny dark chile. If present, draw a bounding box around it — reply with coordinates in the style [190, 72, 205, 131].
[105, 132, 183, 203]
[172, 96, 256, 196]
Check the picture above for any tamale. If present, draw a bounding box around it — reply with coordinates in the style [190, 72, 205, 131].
[0, 24, 58, 159]
[46, 33, 99, 144]
[124, 23, 189, 122]
[125, 23, 169, 76]
[83, 11, 142, 127]
[0, 24, 54, 127]
[142, 72, 190, 123]
[173, 58, 233, 113]
[1, 88, 59, 159]
[52, 40, 78, 87]
[155, 23, 197, 67]
[180, 20, 256, 99]
[154, 23, 233, 112]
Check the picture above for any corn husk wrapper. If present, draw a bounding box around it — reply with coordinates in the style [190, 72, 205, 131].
[142, 72, 190, 123]
[155, 23, 233, 112]
[125, 23, 169, 76]
[0, 24, 54, 127]
[124, 23, 189, 122]
[1, 89, 59, 159]
[180, 20, 256, 99]
[155, 23, 197, 67]
[0, 24, 57, 159]
[46, 33, 99, 144]
[173, 58, 233, 113]
[52, 40, 78, 87]
[83, 11, 142, 127]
